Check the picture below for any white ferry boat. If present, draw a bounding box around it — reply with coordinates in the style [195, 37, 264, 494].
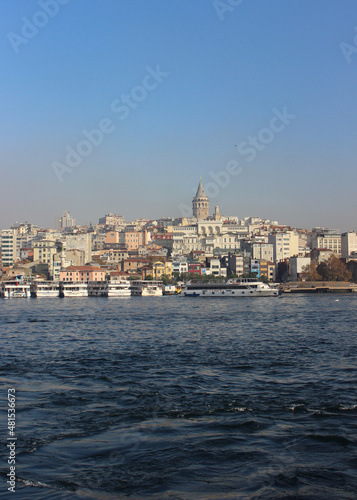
[59, 282, 88, 297]
[107, 280, 131, 297]
[130, 280, 163, 297]
[0, 280, 31, 299]
[181, 278, 279, 297]
[88, 281, 108, 297]
[87, 280, 131, 297]
[30, 281, 60, 298]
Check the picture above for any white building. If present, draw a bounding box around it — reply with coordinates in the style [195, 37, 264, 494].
[172, 260, 188, 275]
[341, 231, 357, 259]
[1, 229, 18, 267]
[268, 231, 299, 263]
[208, 258, 227, 277]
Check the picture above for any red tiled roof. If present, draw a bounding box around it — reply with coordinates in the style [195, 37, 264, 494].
[63, 266, 104, 272]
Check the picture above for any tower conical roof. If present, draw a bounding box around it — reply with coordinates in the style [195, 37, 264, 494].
[195, 176, 207, 198]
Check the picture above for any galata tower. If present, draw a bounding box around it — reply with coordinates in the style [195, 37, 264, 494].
[192, 177, 209, 220]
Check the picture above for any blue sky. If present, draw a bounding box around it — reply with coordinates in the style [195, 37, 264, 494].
[1, 0, 357, 230]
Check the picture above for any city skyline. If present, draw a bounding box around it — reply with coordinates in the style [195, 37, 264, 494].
[2, 1, 357, 230]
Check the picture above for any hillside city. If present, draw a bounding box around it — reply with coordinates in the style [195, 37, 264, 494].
[1, 178, 357, 284]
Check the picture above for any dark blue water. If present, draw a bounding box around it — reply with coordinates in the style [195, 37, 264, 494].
[1, 295, 357, 499]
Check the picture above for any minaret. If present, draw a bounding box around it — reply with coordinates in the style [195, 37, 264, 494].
[192, 177, 209, 220]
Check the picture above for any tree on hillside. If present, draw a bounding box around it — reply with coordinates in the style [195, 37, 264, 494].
[317, 255, 352, 282]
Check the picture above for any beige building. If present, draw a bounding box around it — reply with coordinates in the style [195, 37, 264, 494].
[99, 213, 124, 226]
[122, 230, 148, 250]
[105, 231, 121, 245]
[311, 228, 341, 256]
[268, 231, 299, 263]
[33, 240, 62, 277]
[310, 248, 333, 265]
[65, 233, 92, 263]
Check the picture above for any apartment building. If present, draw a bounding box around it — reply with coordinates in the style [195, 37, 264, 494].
[311, 228, 341, 256]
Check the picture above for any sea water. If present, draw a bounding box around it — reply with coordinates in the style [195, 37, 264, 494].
[1, 295, 357, 499]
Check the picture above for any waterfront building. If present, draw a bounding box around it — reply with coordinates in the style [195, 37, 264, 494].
[208, 258, 227, 277]
[59, 265, 106, 283]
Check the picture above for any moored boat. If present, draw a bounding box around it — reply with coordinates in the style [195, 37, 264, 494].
[59, 282, 88, 297]
[30, 281, 60, 298]
[0, 280, 31, 299]
[107, 280, 131, 297]
[181, 278, 279, 297]
[88, 281, 107, 297]
[87, 280, 131, 297]
[130, 280, 163, 296]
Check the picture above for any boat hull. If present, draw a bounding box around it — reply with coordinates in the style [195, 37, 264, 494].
[34, 290, 60, 298]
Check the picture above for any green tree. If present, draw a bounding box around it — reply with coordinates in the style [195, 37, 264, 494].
[160, 274, 171, 285]
[317, 255, 352, 281]
[144, 274, 154, 281]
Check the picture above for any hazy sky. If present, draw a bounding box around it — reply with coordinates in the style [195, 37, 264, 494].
[1, 0, 357, 230]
